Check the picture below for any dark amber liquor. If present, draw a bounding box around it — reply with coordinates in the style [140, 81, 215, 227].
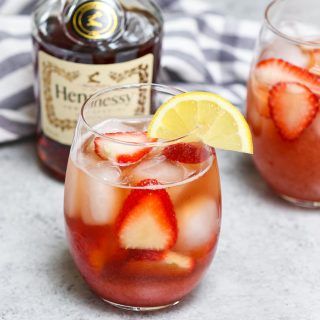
[32, 0, 163, 180]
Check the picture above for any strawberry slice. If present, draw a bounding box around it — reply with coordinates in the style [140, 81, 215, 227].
[163, 142, 212, 164]
[127, 250, 195, 271]
[163, 251, 195, 271]
[269, 82, 319, 140]
[255, 58, 320, 95]
[116, 179, 178, 251]
[94, 131, 153, 165]
[121, 252, 195, 277]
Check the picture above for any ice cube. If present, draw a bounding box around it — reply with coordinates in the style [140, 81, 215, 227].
[261, 38, 310, 68]
[175, 197, 220, 251]
[89, 162, 122, 183]
[77, 151, 98, 169]
[74, 160, 126, 225]
[76, 134, 101, 168]
[83, 134, 96, 153]
[128, 156, 195, 185]
[80, 173, 126, 226]
[64, 160, 81, 219]
[78, 146, 124, 184]
[279, 22, 320, 44]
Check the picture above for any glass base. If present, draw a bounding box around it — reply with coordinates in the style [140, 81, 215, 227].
[102, 298, 180, 312]
[280, 195, 320, 209]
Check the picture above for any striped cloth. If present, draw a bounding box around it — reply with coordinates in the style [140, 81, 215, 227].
[0, 0, 260, 143]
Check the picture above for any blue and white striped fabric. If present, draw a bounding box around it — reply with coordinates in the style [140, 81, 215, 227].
[0, 0, 260, 143]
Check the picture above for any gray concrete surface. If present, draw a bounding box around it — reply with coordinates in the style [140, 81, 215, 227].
[1, 140, 320, 320]
[1, 1, 320, 320]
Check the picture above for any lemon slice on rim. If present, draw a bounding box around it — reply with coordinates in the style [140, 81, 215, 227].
[148, 91, 253, 154]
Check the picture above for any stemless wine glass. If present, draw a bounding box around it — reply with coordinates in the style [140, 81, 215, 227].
[247, 0, 320, 208]
[64, 84, 222, 311]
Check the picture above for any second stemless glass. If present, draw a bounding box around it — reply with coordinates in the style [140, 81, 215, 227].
[247, 0, 320, 208]
[64, 84, 222, 311]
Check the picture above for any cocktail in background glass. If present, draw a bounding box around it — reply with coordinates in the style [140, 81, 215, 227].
[247, 0, 320, 208]
[64, 84, 222, 311]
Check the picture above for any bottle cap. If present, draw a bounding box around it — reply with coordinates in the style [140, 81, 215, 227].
[63, 0, 125, 43]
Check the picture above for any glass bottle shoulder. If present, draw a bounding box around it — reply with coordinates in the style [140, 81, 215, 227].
[32, 0, 163, 59]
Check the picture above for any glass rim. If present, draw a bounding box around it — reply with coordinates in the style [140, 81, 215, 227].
[80, 83, 192, 147]
[264, 0, 320, 47]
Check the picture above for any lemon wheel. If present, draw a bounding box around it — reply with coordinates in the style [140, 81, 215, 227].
[148, 92, 253, 154]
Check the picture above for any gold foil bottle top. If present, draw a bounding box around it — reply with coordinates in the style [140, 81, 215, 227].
[62, 0, 125, 43]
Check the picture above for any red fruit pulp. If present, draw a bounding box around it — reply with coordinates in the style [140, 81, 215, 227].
[163, 143, 212, 164]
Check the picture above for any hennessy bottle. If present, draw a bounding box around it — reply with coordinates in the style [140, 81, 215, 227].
[32, 0, 163, 180]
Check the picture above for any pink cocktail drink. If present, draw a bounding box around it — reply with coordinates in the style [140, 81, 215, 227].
[246, 0, 320, 207]
[64, 85, 222, 311]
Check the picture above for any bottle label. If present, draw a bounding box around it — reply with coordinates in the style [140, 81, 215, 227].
[71, 0, 120, 41]
[38, 50, 154, 145]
